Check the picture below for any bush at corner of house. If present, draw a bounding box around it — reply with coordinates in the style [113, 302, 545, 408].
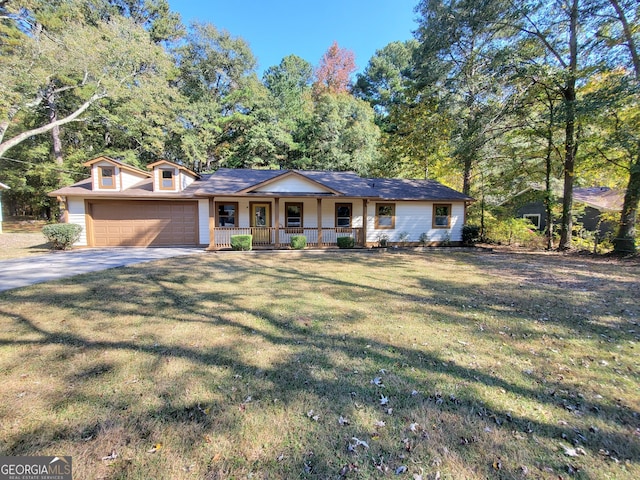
[290, 235, 307, 250]
[230, 234, 252, 251]
[42, 223, 83, 250]
[462, 225, 481, 245]
[337, 236, 355, 249]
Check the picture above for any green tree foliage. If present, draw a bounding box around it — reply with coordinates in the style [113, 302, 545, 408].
[262, 55, 314, 168]
[595, 0, 640, 252]
[263, 54, 314, 125]
[0, 1, 181, 216]
[175, 21, 259, 171]
[303, 93, 380, 175]
[353, 40, 418, 120]
[413, 0, 510, 196]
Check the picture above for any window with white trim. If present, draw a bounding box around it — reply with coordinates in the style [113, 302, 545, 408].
[523, 214, 541, 229]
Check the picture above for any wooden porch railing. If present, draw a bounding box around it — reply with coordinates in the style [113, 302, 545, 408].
[211, 227, 363, 249]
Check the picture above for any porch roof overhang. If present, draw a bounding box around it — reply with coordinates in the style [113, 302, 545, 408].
[215, 192, 375, 198]
[237, 170, 344, 195]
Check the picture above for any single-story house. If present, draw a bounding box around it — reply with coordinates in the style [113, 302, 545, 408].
[49, 156, 473, 249]
[0, 182, 9, 234]
[503, 186, 624, 235]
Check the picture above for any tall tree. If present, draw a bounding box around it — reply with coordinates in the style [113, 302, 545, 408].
[353, 40, 418, 121]
[303, 93, 380, 175]
[599, 0, 640, 253]
[175, 21, 259, 171]
[413, 0, 509, 196]
[313, 41, 356, 95]
[508, 0, 582, 250]
[262, 54, 314, 167]
[0, 6, 177, 161]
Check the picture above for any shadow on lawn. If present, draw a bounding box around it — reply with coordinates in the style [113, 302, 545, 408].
[0, 251, 638, 479]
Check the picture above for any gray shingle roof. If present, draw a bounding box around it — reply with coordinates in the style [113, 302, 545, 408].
[573, 187, 624, 212]
[50, 167, 473, 202]
[195, 168, 472, 201]
[367, 178, 473, 201]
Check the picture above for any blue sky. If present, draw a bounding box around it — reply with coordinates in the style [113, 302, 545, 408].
[168, 0, 420, 76]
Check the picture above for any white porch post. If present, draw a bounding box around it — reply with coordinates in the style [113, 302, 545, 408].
[317, 198, 322, 247]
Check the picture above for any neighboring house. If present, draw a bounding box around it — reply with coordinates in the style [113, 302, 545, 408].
[510, 186, 624, 235]
[0, 182, 9, 234]
[49, 156, 473, 249]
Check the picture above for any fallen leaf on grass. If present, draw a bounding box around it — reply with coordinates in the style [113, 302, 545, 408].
[349, 437, 369, 450]
[562, 445, 586, 457]
[339, 463, 359, 476]
[374, 457, 389, 473]
[101, 450, 118, 461]
[147, 443, 162, 453]
[371, 377, 385, 387]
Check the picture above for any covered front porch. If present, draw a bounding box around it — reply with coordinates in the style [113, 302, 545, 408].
[210, 226, 364, 249]
[206, 197, 368, 250]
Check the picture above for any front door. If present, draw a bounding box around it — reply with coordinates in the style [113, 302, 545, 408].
[250, 203, 271, 245]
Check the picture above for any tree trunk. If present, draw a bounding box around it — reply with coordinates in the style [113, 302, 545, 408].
[558, 0, 579, 251]
[0, 91, 104, 159]
[545, 130, 554, 251]
[609, 0, 639, 254]
[614, 150, 640, 253]
[544, 90, 556, 250]
[47, 90, 64, 176]
[462, 154, 473, 196]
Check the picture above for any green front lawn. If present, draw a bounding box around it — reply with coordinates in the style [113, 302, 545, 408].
[0, 251, 638, 479]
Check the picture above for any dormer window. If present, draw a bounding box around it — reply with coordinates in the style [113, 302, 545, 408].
[160, 170, 175, 190]
[99, 167, 115, 189]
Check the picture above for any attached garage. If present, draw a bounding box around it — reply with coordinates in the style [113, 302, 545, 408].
[87, 200, 198, 247]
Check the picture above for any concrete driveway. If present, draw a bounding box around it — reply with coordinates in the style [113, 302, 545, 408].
[0, 247, 205, 292]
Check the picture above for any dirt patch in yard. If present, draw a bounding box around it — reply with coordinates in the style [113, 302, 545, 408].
[0, 232, 50, 259]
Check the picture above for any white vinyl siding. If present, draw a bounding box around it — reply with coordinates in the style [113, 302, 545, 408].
[181, 172, 196, 190]
[253, 176, 332, 194]
[120, 169, 147, 190]
[92, 162, 147, 191]
[67, 197, 88, 246]
[198, 199, 210, 244]
[366, 201, 466, 243]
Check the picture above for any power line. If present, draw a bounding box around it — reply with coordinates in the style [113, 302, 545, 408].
[0, 156, 86, 175]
